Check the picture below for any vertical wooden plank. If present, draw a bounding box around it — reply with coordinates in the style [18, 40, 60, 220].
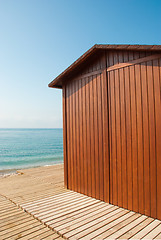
[108, 71, 112, 204]
[79, 78, 84, 193]
[159, 58, 161, 101]
[89, 76, 96, 198]
[133, 51, 140, 60]
[108, 52, 114, 204]
[88, 62, 93, 73]
[123, 51, 130, 210]
[117, 51, 124, 64]
[93, 75, 100, 199]
[102, 52, 109, 203]
[147, 60, 157, 218]
[119, 66, 127, 209]
[62, 85, 67, 188]
[98, 56, 102, 70]
[82, 77, 88, 195]
[123, 51, 129, 63]
[130, 64, 138, 213]
[96, 57, 100, 71]
[72, 80, 77, 191]
[86, 77, 92, 197]
[158, 58, 161, 220]
[139, 52, 146, 58]
[93, 59, 97, 71]
[125, 52, 132, 206]
[124, 66, 133, 211]
[66, 84, 71, 189]
[135, 63, 144, 214]
[141, 62, 150, 217]
[113, 51, 119, 65]
[75, 79, 80, 193]
[97, 73, 104, 201]
[70, 82, 74, 190]
[128, 51, 134, 61]
[107, 51, 113, 67]
[115, 68, 122, 207]
[110, 70, 117, 206]
[153, 58, 161, 220]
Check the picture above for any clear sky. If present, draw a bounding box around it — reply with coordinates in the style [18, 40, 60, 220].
[0, 0, 160, 128]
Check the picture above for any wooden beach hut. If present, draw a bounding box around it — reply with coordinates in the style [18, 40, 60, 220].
[49, 44, 161, 220]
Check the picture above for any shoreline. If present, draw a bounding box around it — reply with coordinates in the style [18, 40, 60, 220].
[0, 162, 63, 178]
[0, 169, 18, 178]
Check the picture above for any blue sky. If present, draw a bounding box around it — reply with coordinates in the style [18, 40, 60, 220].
[0, 0, 160, 128]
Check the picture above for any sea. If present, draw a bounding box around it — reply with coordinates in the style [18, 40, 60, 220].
[0, 128, 63, 176]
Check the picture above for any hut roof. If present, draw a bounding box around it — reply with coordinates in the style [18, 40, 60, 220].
[48, 44, 161, 89]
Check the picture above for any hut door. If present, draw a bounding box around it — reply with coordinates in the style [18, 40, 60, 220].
[107, 54, 161, 219]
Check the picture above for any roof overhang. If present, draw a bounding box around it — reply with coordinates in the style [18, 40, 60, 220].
[48, 44, 161, 89]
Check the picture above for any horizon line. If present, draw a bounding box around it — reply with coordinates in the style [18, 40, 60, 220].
[0, 127, 63, 129]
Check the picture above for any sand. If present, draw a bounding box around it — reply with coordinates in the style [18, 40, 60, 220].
[0, 164, 65, 204]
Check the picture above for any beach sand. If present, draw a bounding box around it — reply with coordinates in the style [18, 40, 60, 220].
[0, 164, 65, 203]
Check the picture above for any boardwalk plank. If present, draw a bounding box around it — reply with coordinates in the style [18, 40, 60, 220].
[54, 205, 114, 232]
[142, 224, 161, 239]
[131, 219, 160, 239]
[48, 202, 105, 227]
[119, 217, 154, 239]
[105, 215, 147, 239]
[66, 209, 129, 239]
[56, 205, 117, 235]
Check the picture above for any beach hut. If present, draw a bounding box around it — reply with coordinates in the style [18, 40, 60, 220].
[49, 44, 161, 220]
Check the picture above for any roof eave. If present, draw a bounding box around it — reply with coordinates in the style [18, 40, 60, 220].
[48, 44, 161, 89]
[48, 44, 99, 88]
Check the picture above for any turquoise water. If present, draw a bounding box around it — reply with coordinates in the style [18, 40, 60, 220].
[0, 128, 63, 172]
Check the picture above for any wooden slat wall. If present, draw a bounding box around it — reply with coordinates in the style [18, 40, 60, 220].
[64, 54, 109, 202]
[107, 51, 161, 220]
[63, 50, 161, 220]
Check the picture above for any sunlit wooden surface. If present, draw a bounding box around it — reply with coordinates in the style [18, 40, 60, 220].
[0, 164, 161, 239]
[0, 195, 62, 240]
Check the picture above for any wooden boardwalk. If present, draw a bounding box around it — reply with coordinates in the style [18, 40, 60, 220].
[0, 195, 62, 239]
[0, 164, 161, 239]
